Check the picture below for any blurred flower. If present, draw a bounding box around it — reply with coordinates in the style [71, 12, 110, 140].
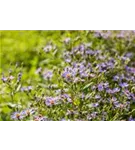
[22, 108, 35, 116]
[11, 112, 24, 120]
[91, 103, 99, 107]
[1, 76, 8, 82]
[9, 75, 14, 81]
[119, 82, 129, 88]
[43, 70, 53, 80]
[17, 72, 22, 82]
[45, 96, 59, 106]
[97, 83, 104, 91]
[21, 86, 33, 92]
[64, 38, 71, 44]
[95, 95, 101, 99]
[43, 45, 52, 52]
[113, 87, 120, 93]
[128, 116, 135, 121]
[113, 75, 119, 81]
[35, 67, 42, 74]
[103, 82, 109, 88]
[34, 115, 48, 121]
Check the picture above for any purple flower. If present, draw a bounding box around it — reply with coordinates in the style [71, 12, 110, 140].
[95, 95, 101, 99]
[61, 94, 72, 102]
[62, 71, 72, 80]
[22, 109, 35, 116]
[79, 44, 85, 52]
[27, 86, 32, 91]
[43, 45, 52, 52]
[21, 86, 33, 92]
[64, 38, 71, 44]
[43, 70, 53, 80]
[85, 50, 95, 55]
[124, 52, 134, 58]
[91, 85, 96, 90]
[1, 76, 8, 82]
[11, 112, 24, 120]
[103, 82, 109, 88]
[97, 83, 104, 91]
[126, 66, 135, 74]
[98, 63, 107, 72]
[81, 93, 85, 99]
[128, 116, 135, 121]
[80, 72, 88, 78]
[113, 75, 119, 81]
[45, 96, 59, 106]
[113, 87, 120, 93]
[87, 112, 98, 120]
[119, 82, 129, 88]
[9, 75, 14, 80]
[106, 89, 114, 94]
[17, 72, 22, 80]
[34, 115, 48, 121]
[35, 67, 42, 74]
[92, 103, 99, 107]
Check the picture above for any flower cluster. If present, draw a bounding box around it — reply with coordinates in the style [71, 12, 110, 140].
[1, 30, 135, 121]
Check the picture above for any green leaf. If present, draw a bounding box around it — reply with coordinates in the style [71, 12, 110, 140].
[2, 106, 12, 113]
[82, 82, 93, 90]
[16, 84, 21, 92]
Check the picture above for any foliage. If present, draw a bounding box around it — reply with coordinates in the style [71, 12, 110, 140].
[0, 30, 135, 121]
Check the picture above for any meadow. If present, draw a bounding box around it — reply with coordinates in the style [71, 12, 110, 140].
[0, 30, 135, 121]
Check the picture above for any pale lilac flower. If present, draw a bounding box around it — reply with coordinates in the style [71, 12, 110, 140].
[11, 112, 24, 120]
[43, 70, 53, 80]
[64, 38, 71, 44]
[1, 76, 8, 82]
[45, 96, 59, 106]
[119, 82, 129, 88]
[92, 103, 99, 107]
[22, 109, 35, 116]
[104, 82, 109, 88]
[113, 75, 119, 81]
[128, 116, 135, 121]
[35, 67, 42, 74]
[43, 45, 52, 52]
[113, 87, 120, 93]
[97, 83, 104, 91]
[95, 95, 101, 99]
[9, 75, 14, 80]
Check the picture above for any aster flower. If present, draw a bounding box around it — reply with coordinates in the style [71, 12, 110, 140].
[11, 112, 24, 120]
[61, 94, 72, 102]
[45, 96, 59, 106]
[128, 116, 135, 121]
[64, 38, 71, 44]
[1, 76, 8, 82]
[35, 67, 42, 74]
[106, 89, 114, 94]
[21, 86, 33, 92]
[17, 72, 22, 82]
[113, 75, 119, 81]
[95, 95, 101, 99]
[97, 83, 104, 91]
[62, 71, 72, 80]
[9, 75, 14, 81]
[103, 82, 109, 88]
[113, 87, 120, 93]
[119, 82, 129, 88]
[43, 45, 53, 52]
[22, 109, 35, 116]
[43, 70, 53, 80]
[34, 115, 48, 121]
[91, 103, 99, 107]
